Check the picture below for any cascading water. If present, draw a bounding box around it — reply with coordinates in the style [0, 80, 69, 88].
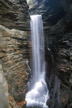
[26, 15, 49, 108]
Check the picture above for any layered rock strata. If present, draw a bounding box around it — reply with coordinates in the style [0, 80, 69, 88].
[0, 25, 30, 108]
[0, 0, 29, 30]
[57, 33, 72, 108]
[0, 0, 30, 107]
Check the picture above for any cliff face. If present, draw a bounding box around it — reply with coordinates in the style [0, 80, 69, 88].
[0, 0, 72, 108]
[29, 0, 72, 27]
[0, 0, 29, 30]
[29, 0, 72, 108]
[44, 1, 72, 108]
[0, 0, 30, 108]
[0, 25, 30, 108]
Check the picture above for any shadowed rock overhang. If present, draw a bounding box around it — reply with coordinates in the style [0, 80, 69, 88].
[0, 0, 30, 31]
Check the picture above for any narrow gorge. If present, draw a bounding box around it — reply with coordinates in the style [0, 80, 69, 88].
[0, 0, 72, 108]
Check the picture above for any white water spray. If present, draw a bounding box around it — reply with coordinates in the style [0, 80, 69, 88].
[26, 15, 49, 108]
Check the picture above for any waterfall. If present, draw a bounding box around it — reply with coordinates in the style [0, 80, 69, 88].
[26, 15, 49, 108]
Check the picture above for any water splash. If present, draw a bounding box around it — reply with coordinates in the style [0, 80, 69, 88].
[26, 15, 49, 108]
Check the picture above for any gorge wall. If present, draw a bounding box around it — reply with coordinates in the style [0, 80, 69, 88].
[0, 0, 29, 30]
[29, 0, 72, 108]
[0, 0, 72, 108]
[0, 0, 30, 108]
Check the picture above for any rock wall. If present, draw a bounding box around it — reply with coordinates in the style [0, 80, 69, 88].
[0, 59, 9, 108]
[57, 33, 72, 108]
[0, 0, 29, 30]
[45, 8, 72, 108]
[0, 0, 30, 107]
[29, 0, 72, 108]
[0, 25, 30, 108]
[0, 0, 72, 108]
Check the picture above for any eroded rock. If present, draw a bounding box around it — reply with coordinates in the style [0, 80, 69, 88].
[0, 25, 30, 108]
[0, 0, 29, 30]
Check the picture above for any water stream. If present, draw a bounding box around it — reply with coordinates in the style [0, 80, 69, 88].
[26, 15, 49, 108]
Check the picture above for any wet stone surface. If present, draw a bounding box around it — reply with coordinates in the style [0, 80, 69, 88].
[0, 59, 8, 108]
